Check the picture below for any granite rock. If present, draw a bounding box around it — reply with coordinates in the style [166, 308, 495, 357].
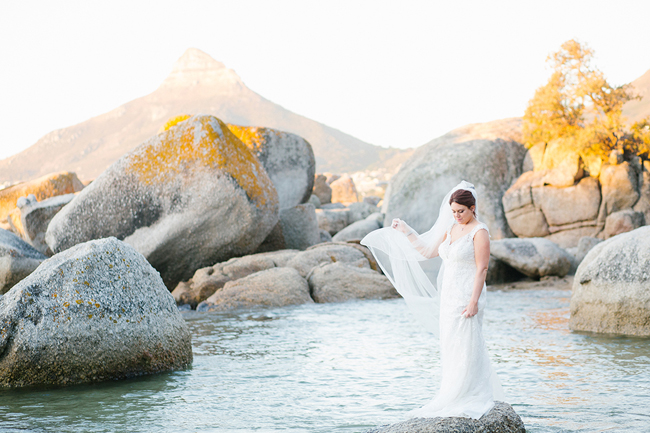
[0, 229, 47, 295]
[0, 237, 192, 387]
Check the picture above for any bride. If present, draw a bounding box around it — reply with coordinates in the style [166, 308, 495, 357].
[361, 181, 503, 419]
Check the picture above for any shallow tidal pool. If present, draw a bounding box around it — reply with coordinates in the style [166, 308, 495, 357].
[1, 287, 649, 432]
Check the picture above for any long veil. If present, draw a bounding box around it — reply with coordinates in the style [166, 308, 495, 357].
[361, 181, 479, 338]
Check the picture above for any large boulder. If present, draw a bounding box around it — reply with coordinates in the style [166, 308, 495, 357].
[490, 237, 573, 279]
[348, 201, 379, 223]
[384, 118, 526, 239]
[330, 175, 359, 204]
[286, 243, 371, 278]
[538, 138, 584, 187]
[365, 401, 525, 433]
[332, 213, 382, 242]
[571, 226, 650, 336]
[316, 208, 351, 235]
[308, 262, 398, 303]
[0, 229, 47, 294]
[227, 124, 315, 210]
[172, 249, 299, 308]
[502, 171, 550, 238]
[45, 115, 279, 289]
[503, 173, 602, 248]
[604, 209, 645, 239]
[197, 267, 312, 312]
[0, 237, 192, 388]
[279, 203, 320, 250]
[598, 162, 640, 219]
[0, 171, 83, 223]
[8, 193, 75, 255]
[313, 174, 332, 204]
[633, 160, 650, 223]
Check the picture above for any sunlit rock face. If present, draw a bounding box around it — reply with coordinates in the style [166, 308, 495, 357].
[227, 124, 316, 210]
[0, 171, 83, 223]
[383, 118, 526, 240]
[45, 115, 278, 289]
[571, 226, 650, 336]
[504, 148, 650, 248]
[0, 237, 192, 388]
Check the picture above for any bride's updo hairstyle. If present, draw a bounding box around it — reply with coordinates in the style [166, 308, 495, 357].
[449, 189, 476, 216]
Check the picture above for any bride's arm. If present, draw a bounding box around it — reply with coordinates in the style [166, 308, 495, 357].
[462, 229, 490, 318]
[392, 218, 446, 258]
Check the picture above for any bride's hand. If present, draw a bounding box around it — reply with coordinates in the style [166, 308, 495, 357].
[461, 301, 478, 318]
[391, 218, 408, 234]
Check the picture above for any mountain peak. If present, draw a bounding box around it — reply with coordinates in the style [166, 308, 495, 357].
[160, 48, 242, 89]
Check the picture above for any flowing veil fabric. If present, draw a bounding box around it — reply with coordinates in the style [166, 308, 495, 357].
[361, 181, 477, 337]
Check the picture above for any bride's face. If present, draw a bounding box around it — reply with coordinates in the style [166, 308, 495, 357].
[451, 202, 474, 224]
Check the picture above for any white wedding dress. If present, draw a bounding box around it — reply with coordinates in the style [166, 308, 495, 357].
[361, 181, 503, 420]
[408, 221, 502, 419]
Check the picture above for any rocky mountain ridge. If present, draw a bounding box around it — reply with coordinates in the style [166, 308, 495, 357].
[0, 48, 407, 183]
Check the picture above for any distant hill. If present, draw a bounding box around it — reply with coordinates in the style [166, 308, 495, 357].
[0, 48, 406, 183]
[623, 68, 650, 123]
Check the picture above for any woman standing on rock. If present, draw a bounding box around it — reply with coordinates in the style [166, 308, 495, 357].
[361, 181, 503, 419]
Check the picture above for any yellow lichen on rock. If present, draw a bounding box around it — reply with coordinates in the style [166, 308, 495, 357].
[158, 114, 191, 133]
[227, 124, 276, 154]
[129, 115, 276, 208]
[0, 171, 84, 222]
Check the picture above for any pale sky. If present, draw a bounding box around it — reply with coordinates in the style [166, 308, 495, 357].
[1, 0, 649, 160]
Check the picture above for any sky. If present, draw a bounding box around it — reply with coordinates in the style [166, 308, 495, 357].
[1, 0, 649, 160]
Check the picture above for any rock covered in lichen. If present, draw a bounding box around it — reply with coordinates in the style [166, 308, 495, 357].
[0, 237, 192, 388]
[45, 115, 279, 289]
[227, 124, 315, 210]
[0, 171, 84, 223]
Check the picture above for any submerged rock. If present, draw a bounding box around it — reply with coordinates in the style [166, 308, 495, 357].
[227, 124, 315, 210]
[45, 115, 279, 289]
[0, 229, 47, 295]
[197, 267, 312, 312]
[570, 226, 650, 336]
[308, 262, 397, 303]
[365, 401, 525, 433]
[490, 238, 572, 279]
[0, 237, 192, 388]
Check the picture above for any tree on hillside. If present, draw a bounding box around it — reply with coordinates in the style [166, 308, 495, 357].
[523, 39, 650, 160]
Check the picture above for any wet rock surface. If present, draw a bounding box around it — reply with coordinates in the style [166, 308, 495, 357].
[0, 237, 192, 388]
[365, 401, 525, 433]
[570, 226, 650, 336]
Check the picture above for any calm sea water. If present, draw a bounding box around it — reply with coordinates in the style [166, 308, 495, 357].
[1, 288, 649, 432]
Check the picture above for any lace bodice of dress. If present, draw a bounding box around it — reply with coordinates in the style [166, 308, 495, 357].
[438, 222, 489, 306]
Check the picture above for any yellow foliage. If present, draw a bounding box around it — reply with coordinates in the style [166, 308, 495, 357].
[158, 114, 191, 133]
[523, 39, 647, 162]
